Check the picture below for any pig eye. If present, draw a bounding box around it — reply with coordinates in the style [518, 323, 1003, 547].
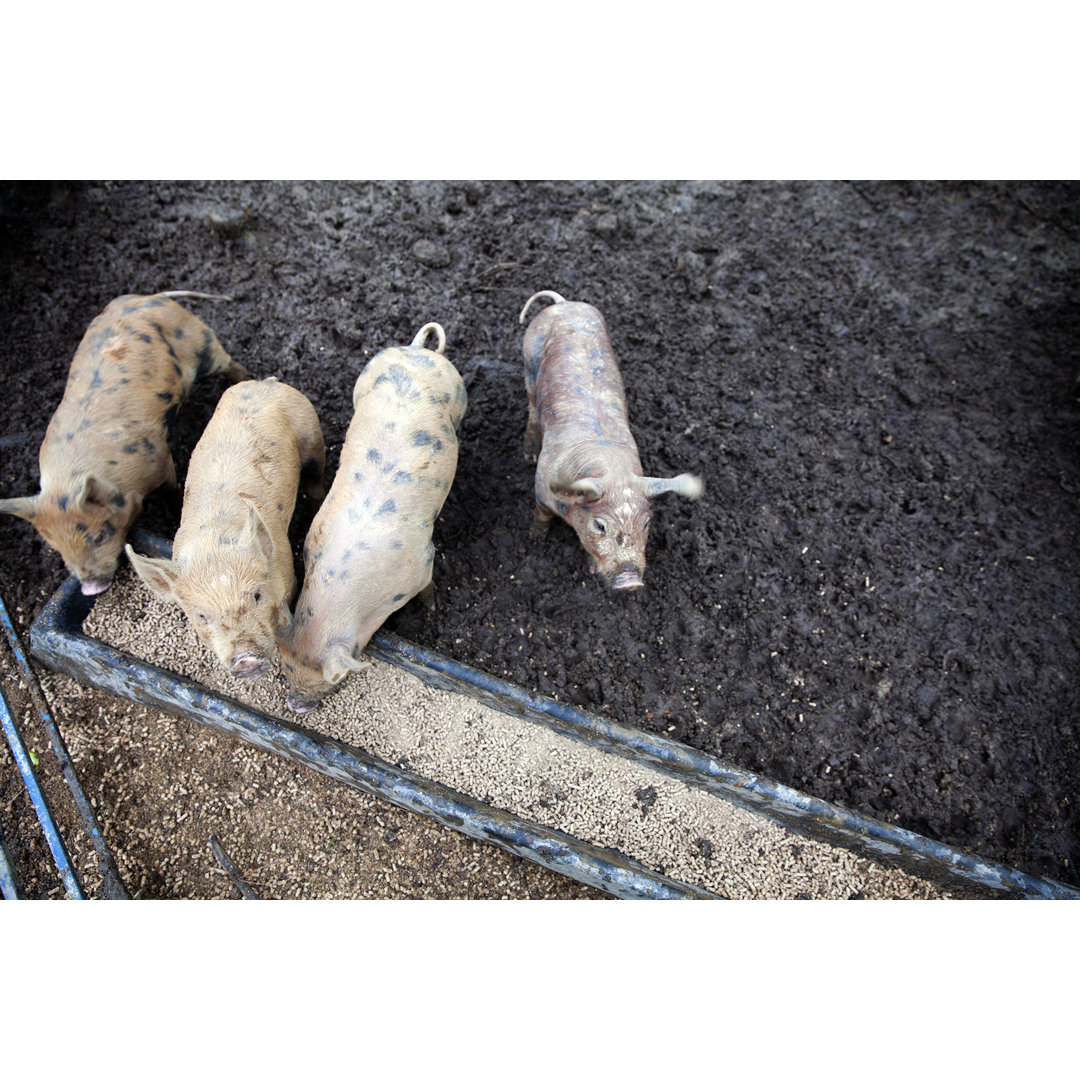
[592, 519, 606, 535]
[253, 592, 263, 604]
[196, 612, 209, 624]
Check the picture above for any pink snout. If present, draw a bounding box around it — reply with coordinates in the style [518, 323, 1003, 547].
[611, 568, 644, 592]
[287, 694, 318, 714]
[80, 578, 113, 596]
[231, 651, 267, 679]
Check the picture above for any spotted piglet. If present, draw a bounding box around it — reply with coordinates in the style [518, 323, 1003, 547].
[276, 323, 467, 713]
[0, 292, 249, 594]
[125, 378, 326, 680]
[519, 290, 702, 591]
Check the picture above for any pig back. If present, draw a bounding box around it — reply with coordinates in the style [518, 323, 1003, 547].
[299, 345, 466, 618]
[176, 378, 315, 539]
[523, 300, 636, 454]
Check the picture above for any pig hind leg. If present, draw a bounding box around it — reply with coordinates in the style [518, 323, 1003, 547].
[294, 412, 327, 506]
[176, 314, 250, 384]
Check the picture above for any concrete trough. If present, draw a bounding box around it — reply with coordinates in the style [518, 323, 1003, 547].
[27, 531, 1080, 900]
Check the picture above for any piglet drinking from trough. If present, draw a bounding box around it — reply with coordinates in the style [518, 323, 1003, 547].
[519, 290, 702, 591]
[0, 291, 249, 595]
[276, 323, 467, 713]
[126, 378, 326, 680]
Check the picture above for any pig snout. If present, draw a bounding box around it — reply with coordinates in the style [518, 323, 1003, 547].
[286, 693, 319, 714]
[80, 578, 113, 596]
[611, 566, 644, 592]
[230, 650, 267, 679]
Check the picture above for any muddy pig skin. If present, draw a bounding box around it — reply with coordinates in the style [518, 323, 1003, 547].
[125, 378, 326, 679]
[276, 323, 467, 713]
[519, 290, 702, 591]
[0, 292, 249, 594]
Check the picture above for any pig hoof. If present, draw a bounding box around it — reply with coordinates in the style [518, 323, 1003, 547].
[80, 579, 113, 596]
[611, 570, 644, 591]
[286, 695, 318, 714]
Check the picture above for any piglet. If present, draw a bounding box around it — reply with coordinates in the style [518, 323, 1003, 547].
[0, 291, 250, 595]
[125, 378, 326, 679]
[277, 323, 467, 713]
[519, 290, 702, 591]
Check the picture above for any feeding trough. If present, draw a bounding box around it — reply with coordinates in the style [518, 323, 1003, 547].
[25, 531, 1080, 900]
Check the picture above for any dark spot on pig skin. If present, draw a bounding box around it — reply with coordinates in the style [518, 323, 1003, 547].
[412, 430, 432, 447]
[110, 491, 126, 508]
[89, 369, 104, 390]
[367, 448, 382, 465]
[123, 442, 141, 454]
[375, 365, 414, 395]
[136, 333, 152, 344]
[75, 522, 88, 533]
[92, 522, 118, 545]
[174, 327, 184, 339]
[157, 391, 173, 403]
[392, 593, 407, 602]
[391, 539, 404, 550]
[394, 471, 412, 485]
[58, 495, 69, 511]
[172, 362, 183, 378]
[150, 321, 179, 360]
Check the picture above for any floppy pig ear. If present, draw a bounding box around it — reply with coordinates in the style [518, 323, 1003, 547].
[77, 476, 125, 510]
[643, 473, 704, 500]
[0, 495, 39, 521]
[125, 545, 180, 602]
[323, 646, 372, 685]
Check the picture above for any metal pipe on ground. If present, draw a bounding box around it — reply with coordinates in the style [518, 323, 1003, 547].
[1, 594, 128, 899]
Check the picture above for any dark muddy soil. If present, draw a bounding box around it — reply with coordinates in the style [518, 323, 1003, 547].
[1, 180, 1078, 888]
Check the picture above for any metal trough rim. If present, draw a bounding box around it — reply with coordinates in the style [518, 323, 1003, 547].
[27, 531, 1080, 901]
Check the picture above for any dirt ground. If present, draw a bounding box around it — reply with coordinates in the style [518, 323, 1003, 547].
[1, 180, 1078, 894]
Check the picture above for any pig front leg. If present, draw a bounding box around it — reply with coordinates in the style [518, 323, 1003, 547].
[530, 499, 556, 538]
[416, 579, 436, 611]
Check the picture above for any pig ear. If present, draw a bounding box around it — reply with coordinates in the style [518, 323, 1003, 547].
[323, 646, 372, 685]
[643, 474, 704, 501]
[0, 495, 40, 522]
[125, 545, 180, 601]
[550, 476, 604, 503]
[239, 499, 276, 562]
[77, 476, 124, 510]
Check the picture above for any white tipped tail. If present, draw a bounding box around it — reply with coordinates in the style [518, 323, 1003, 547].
[411, 322, 447, 353]
[154, 290, 235, 302]
[519, 290, 567, 324]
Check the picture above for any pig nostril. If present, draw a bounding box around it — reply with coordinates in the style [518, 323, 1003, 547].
[612, 569, 644, 591]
